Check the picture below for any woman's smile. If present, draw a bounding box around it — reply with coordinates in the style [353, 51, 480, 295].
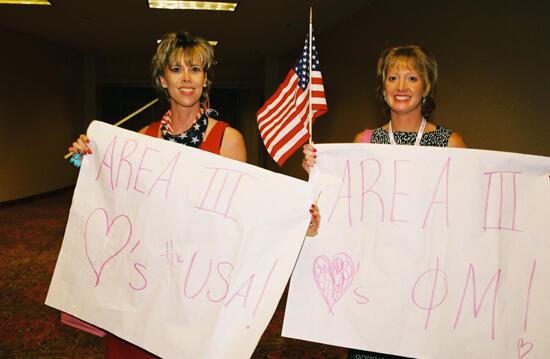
[384, 64, 425, 117]
[160, 57, 206, 109]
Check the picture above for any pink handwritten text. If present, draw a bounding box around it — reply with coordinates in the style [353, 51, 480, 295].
[95, 136, 181, 199]
[195, 167, 257, 222]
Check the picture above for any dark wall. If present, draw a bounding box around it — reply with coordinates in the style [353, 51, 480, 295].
[0, 26, 84, 202]
[3, 0, 549, 201]
[272, 0, 550, 180]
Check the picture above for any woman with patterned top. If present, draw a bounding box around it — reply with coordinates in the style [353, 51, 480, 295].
[301, 45, 466, 359]
[302, 44, 466, 172]
[68, 31, 320, 359]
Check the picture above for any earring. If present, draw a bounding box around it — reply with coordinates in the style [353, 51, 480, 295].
[422, 97, 427, 104]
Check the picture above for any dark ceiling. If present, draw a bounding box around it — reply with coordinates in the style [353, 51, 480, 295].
[0, 0, 373, 85]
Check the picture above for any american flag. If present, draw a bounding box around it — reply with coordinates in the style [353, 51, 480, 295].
[256, 33, 327, 166]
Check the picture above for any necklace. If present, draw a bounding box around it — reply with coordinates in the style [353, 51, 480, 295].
[388, 118, 426, 146]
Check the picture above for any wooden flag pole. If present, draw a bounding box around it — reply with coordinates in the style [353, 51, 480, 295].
[64, 98, 159, 159]
[308, 6, 314, 144]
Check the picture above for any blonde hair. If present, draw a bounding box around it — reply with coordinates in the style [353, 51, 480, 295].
[152, 32, 215, 107]
[376, 45, 438, 118]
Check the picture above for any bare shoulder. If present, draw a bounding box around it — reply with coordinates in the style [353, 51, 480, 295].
[353, 131, 364, 143]
[138, 125, 149, 134]
[220, 126, 247, 162]
[425, 121, 437, 132]
[448, 131, 467, 148]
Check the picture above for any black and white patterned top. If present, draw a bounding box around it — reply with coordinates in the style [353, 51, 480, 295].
[370, 125, 454, 147]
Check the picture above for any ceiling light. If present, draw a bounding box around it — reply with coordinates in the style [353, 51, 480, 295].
[148, 1, 237, 11]
[0, 0, 51, 4]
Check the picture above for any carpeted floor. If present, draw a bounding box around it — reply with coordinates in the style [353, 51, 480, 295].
[0, 188, 347, 358]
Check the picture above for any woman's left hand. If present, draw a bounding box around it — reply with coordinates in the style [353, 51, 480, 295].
[306, 204, 320, 237]
[302, 144, 317, 174]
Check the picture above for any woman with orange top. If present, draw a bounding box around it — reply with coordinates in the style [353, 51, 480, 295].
[68, 31, 320, 358]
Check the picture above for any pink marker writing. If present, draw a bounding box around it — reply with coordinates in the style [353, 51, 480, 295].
[328, 160, 353, 226]
[411, 257, 448, 330]
[453, 263, 502, 340]
[482, 171, 522, 232]
[195, 167, 257, 222]
[360, 158, 384, 223]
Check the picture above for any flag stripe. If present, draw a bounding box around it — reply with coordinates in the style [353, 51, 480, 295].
[273, 130, 309, 164]
[258, 87, 298, 134]
[256, 32, 327, 166]
[264, 90, 308, 149]
[257, 72, 297, 123]
[264, 87, 326, 152]
[266, 101, 308, 152]
[271, 108, 311, 155]
[258, 86, 301, 137]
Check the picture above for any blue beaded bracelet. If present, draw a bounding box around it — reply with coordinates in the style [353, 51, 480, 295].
[69, 153, 82, 168]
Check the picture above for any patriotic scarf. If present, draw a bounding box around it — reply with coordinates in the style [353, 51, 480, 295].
[160, 109, 209, 148]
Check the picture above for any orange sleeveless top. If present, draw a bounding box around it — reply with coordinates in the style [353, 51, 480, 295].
[144, 120, 229, 155]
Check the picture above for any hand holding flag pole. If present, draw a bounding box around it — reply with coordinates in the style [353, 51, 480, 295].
[64, 98, 159, 161]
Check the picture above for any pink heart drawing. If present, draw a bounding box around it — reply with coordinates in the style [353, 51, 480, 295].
[313, 253, 355, 314]
[84, 208, 132, 286]
[517, 338, 533, 358]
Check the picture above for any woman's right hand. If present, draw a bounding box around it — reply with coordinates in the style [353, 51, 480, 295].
[301, 144, 317, 174]
[69, 134, 92, 155]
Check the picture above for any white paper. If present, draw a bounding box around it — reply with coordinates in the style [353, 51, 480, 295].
[283, 143, 550, 359]
[46, 121, 315, 359]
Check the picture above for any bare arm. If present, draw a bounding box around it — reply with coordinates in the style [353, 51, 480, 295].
[220, 127, 247, 162]
[352, 131, 363, 143]
[448, 132, 467, 148]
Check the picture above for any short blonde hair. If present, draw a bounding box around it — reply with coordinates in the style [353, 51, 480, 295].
[152, 32, 215, 108]
[376, 45, 438, 118]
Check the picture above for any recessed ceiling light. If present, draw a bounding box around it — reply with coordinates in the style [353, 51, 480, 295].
[148, 1, 237, 11]
[0, 0, 51, 4]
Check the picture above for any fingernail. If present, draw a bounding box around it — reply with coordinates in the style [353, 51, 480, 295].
[309, 209, 314, 213]
[314, 155, 317, 158]
[311, 204, 315, 208]
[313, 148, 317, 152]
[86, 139, 90, 143]
[87, 150, 92, 155]
[313, 215, 317, 219]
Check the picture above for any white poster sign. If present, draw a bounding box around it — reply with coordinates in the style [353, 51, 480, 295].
[283, 143, 550, 359]
[46, 121, 315, 358]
